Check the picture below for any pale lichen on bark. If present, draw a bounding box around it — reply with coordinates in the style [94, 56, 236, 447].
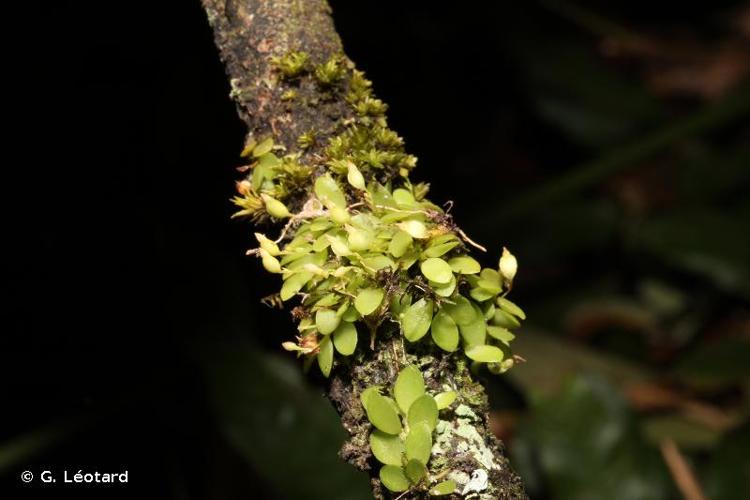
[201, 0, 527, 498]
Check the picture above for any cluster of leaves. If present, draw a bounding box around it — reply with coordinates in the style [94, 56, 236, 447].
[235, 51, 525, 379]
[361, 365, 458, 495]
[268, 171, 524, 376]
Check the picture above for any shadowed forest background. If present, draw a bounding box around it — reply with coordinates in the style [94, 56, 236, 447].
[3, 0, 749, 498]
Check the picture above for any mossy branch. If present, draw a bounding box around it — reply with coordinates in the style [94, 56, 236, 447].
[202, 1, 527, 498]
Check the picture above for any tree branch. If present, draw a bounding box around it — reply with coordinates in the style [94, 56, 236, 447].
[202, 1, 527, 498]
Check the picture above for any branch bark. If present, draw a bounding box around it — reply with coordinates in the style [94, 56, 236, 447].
[202, 1, 527, 498]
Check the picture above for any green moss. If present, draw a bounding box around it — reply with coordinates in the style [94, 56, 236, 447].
[280, 89, 297, 101]
[314, 54, 346, 86]
[271, 50, 309, 78]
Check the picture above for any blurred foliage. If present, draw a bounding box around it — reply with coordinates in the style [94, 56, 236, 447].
[487, 1, 750, 499]
[198, 343, 371, 500]
[512, 376, 673, 500]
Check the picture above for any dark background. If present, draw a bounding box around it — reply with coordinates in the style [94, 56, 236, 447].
[4, 1, 749, 499]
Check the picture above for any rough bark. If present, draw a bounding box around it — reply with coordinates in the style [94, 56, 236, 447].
[202, 1, 527, 498]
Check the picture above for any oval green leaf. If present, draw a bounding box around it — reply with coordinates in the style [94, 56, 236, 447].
[429, 479, 457, 496]
[465, 344, 505, 363]
[333, 322, 358, 355]
[497, 297, 526, 320]
[366, 392, 402, 435]
[405, 459, 427, 485]
[421, 241, 459, 258]
[431, 310, 459, 352]
[314, 174, 346, 209]
[280, 271, 313, 301]
[317, 335, 333, 377]
[493, 309, 521, 328]
[370, 430, 404, 466]
[448, 256, 481, 274]
[443, 295, 478, 326]
[360, 386, 380, 411]
[431, 275, 456, 297]
[470, 286, 496, 302]
[252, 137, 273, 157]
[487, 325, 515, 345]
[394, 365, 425, 414]
[459, 303, 487, 347]
[405, 421, 432, 464]
[315, 308, 340, 335]
[420, 258, 453, 284]
[388, 230, 413, 258]
[434, 391, 457, 409]
[355, 287, 384, 316]
[407, 395, 438, 431]
[380, 465, 409, 492]
[402, 298, 433, 342]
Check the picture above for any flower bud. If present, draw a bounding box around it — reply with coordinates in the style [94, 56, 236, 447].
[254, 232, 280, 256]
[260, 248, 282, 273]
[261, 193, 290, 219]
[346, 161, 366, 190]
[499, 247, 517, 283]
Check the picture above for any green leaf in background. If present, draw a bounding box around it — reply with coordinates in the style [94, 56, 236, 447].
[332, 321, 357, 355]
[380, 465, 410, 492]
[366, 393, 402, 435]
[672, 338, 750, 389]
[402, 298, 433, 342]
[431, 310, 459, 352]
[421, 258, 453, 284]
[405, 421, 432, 464]
[702, 424, 750, 500]
[316, 309, 340, 335]
[394, 365, 425, 414]
[407, 395, 438, 431]
[370, 430, 404, 466]
[637, 208, 750, 299]
[354, 287, 384, 316]
[511, 376, 672, 500]
[199, 345, 370, 500]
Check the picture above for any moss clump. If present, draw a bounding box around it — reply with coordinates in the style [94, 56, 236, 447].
[271, 50, 310, 79]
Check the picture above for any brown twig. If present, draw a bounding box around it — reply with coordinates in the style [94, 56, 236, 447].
[659, 438, 707, 500]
